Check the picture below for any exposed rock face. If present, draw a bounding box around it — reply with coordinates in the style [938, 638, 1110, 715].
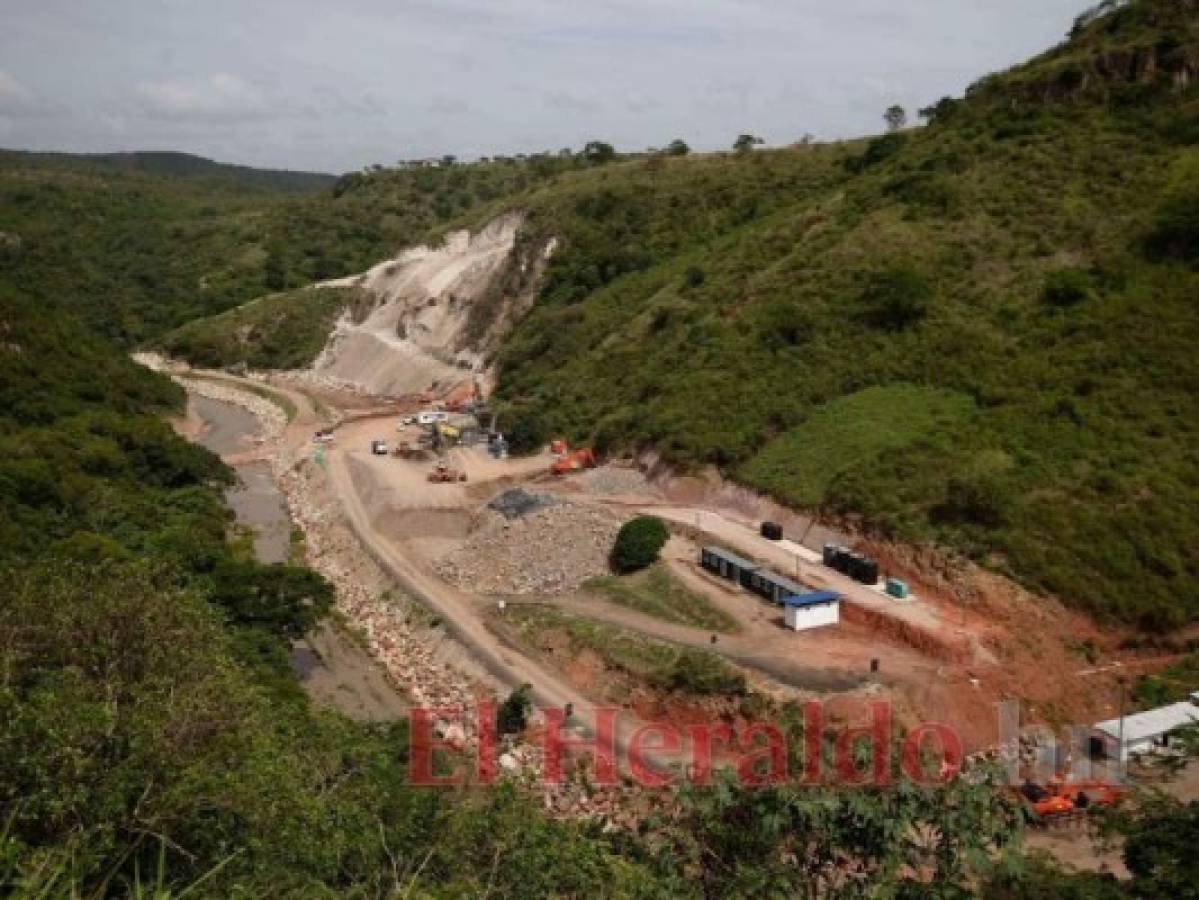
[308, 213, 552, 397]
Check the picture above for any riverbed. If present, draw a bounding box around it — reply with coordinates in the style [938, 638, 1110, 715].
[184, 391, 409, 721]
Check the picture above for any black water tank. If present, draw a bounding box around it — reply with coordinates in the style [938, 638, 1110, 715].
[858, 559, 880, 586]
[833, 549, 852, 574]
[823, 544, 838, 567]
[760, 521, 783, 541]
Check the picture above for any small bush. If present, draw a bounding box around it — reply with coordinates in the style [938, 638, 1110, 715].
[610, 516, 670, 574]
[861, 266, 931, 331]
[1145, 187, 1199, 263]
[664, 648, 747, 696]
[1042, 268, 1091, 307]
[497, 683, 533, 735]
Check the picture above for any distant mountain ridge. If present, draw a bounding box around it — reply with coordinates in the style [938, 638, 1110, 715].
[0, 149, 336, 192]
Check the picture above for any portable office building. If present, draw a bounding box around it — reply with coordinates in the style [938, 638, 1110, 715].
[699, 546, 760, 584]
[744, 569, 811, 605]
[784, 591, 841, 631]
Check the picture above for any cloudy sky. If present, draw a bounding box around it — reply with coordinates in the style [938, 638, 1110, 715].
[0, 0, 1086, 174]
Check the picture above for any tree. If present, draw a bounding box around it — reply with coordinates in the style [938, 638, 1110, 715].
[918, 97, 961, 126]
[884, 105, 908, 132]
[665, 139, 690, 156]
[263, 248, 287, 291]
[733, 134, 764, 154]
[497, 683, 533, 735]
[610, 516, 670, 573]
[582, 141, 616, 165]
[860, 265, 930, 331]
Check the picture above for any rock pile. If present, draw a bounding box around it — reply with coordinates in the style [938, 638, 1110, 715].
[435, 502, 623, 595]
[279, 458, 477, 717]
[580, 465, 652, 496]
[487, 487, 557, 519]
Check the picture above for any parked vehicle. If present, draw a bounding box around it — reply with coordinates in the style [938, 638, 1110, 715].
[417, 411, 449, 426]
[370, 440, 389, 456]
[428, 462, 467, 483]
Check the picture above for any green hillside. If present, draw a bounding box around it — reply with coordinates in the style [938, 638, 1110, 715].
[153, 1, 1199, 629]
[489, 0, 1199, 628]
[0, 149, 336, 191]
[0, 151, 577, 344]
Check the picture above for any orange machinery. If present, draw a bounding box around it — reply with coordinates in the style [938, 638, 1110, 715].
[550, 447, 597, 475]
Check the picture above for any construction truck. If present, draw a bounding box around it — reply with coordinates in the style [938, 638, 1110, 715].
[391, 441, 428, 461]
[428, 462, 467, 483]
[551, 447, 597, 475]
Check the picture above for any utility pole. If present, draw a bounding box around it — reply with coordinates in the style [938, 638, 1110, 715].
[1116, 676, 1128, 782]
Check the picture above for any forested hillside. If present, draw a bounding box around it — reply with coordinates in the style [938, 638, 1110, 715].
[145, 2, 1198, 630]
[4, 1, 1199, 893]
[0, 150, 575, 343]
[490, 0, 1199, 629]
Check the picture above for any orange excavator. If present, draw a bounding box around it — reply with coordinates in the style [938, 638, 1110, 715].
[551, 447, 597, 476]
[1017, 779, 1125, 823]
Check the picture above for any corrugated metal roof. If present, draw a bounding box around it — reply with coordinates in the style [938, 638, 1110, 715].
[755, 571, 810, 597]
[1093, 702, 1199, 744]
[785, 590, 840, 608]
[702, 546, 759, 572]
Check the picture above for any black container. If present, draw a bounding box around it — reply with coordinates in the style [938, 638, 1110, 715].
[858, 559, 880, 586]
[760, 521, 783, 541]
[834, 550, 852, 575]
[823, 544, 839, 567]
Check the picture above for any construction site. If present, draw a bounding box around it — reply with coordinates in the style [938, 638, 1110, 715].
[147, 210, 1199, 856]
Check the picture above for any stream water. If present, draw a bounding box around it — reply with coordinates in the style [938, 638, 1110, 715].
[191, 395, 291, 565]
[185, 391, 406, 716]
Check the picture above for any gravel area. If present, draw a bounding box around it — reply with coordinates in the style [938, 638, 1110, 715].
[435, 502, 622, 595]
[579, 465, 652, 496]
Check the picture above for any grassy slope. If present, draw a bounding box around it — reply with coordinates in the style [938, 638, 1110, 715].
[491, 1, 1199, 628]
[583, 563, 741, 633]
[159, 285, 369, 369]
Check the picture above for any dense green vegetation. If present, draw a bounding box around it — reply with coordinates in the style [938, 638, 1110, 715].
[491, 0, 1199, 629]
[610, 514, 671, 574]
[7, 2, 1199, 893]
[585, 563, 740, 632]
[0, 149, 336, 191]
[161, 285, 370, 369]
[0, 149, 576, 344]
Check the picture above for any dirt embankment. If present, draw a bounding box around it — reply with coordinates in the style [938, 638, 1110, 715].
[307, 213, 549, 398]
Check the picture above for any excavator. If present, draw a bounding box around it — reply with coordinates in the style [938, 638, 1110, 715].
[1016, 779, 1125, 824]
[550, 447, 597, 476]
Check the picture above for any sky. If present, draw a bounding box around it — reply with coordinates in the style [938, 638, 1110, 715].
[0, 0, 1088, 174]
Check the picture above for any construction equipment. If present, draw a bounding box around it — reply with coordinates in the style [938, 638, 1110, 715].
[551, 447, 597, 475]
[391, 441, 427, 461]
[1015, 780, 1125, 824]
[427, 462, 467, 483]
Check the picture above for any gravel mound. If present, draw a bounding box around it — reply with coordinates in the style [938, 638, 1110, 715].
[435, 502, 622, 595]
[487, 487, 558, 520]
[580, 466, 651, 496]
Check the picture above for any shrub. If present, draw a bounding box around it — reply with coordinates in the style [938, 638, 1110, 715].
[665, 648, 747, 696]
[610, 516, 670, 574]
[861, 266, 931, 331]
[1145, 187, 1199, 262]
[497, 683, 533, 735]
[1042, 268, 1092, 307]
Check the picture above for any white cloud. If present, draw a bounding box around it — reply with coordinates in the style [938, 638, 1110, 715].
[135, 73, 273, 122]
[0, 70, 36, 113]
